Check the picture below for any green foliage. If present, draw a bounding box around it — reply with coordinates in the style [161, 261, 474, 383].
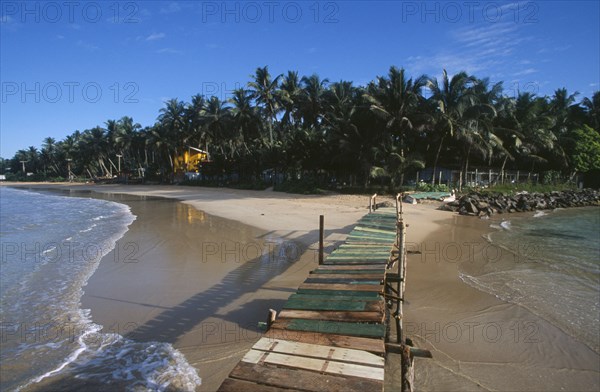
[273, 178, 326, 194]
[570, 125, 600, 173]
[475, 182, 577, 195]
[416, 183, 450, 192]
[6, 65, 599, 189]
[542, 170, 566, 185]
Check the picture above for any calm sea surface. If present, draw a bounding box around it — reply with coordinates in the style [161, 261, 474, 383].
[0, 187, 201, 391]
[460, 206, 600, 353]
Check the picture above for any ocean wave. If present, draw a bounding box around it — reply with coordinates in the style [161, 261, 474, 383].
[22, 322, 201, 392]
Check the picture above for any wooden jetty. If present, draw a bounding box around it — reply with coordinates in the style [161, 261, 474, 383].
[217, 195, 429, 392]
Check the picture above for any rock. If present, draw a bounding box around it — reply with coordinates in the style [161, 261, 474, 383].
[441, 189, 599, 217]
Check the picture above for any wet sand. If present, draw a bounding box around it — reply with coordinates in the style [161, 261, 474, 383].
[4, 183, 599, 391]
[405, 214, 600, 391]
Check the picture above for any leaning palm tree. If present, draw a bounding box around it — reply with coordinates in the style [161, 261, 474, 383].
[248, 66, 282, 145]
[364, 66, 428, 188]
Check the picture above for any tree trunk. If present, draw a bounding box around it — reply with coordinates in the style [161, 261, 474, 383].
[463, 146, 471, 186]
[431, 135, 445, 186]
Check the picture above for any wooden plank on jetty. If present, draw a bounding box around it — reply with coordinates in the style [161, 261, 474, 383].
[218, 207, 401, 392]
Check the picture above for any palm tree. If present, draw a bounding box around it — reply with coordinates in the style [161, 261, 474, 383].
[299, 74, 329, 130]
[204, 96, 232, 157]
[114, 116, 141, 168]
[581, 91, 600, 131]
[323, 81, 371, 184]
[248, 66, 282, 144]
[230, 88, 260, 147]
[186, 94, 208, 149]
[280, 71, 302, 128]
[40, 137, 60, 176]
[364, 66, 427, 188]
[427, 70, 480, 184]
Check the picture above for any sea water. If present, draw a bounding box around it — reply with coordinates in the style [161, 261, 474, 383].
[460, 207, 600, 354]
[0, 187, 201, 391]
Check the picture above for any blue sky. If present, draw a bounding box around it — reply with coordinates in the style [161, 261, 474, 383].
[1, 0, 599, 158]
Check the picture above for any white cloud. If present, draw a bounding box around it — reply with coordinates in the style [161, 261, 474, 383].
[405, 21, 538, 83]
[156, 48, 182, 55]
[146, 32, 166, 41]
[513, 68, 538, 76]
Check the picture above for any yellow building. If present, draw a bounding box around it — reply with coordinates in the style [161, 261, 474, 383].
[174, 147, 210, 173]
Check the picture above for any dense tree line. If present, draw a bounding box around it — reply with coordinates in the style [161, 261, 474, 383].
[3, 66, 600, 188]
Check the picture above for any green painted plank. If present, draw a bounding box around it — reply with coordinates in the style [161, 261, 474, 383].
[324, 259, 388, 263]
[284, 298, 372, 311]
[354, 227, 397, 235]
[289, 293, 382, 302]
[338, 244, 393, 249]
[305, 278, 381, 285]
[328, 255, 390, 260]
[326, 256, 390, 261]
[297, 289, 381, 298]
[331, 250, 391, 256]
[311, 269, 385, 275]
[284, 319, 386, 338]
[346, 238, 394, 244]
[348, 231, 396, 239]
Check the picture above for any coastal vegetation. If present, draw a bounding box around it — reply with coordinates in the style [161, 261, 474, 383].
[2, 66, 599, 191]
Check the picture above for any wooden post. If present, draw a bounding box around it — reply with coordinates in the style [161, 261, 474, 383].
[266, 309, 277, 329]
[438, 170, 442, 186]
[516, 170, 520, 184]
[369, 193, 377, 212]
[396, 219, 406, 344]
[459, 171, 463, 192]
[488, 169, 492, 186]
[395, 193, 403, 219]
[319, 215, 324, 265]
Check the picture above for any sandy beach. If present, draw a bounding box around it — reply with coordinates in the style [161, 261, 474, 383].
[3, 183, 599, 391]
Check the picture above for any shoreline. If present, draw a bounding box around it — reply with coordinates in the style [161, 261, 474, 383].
[5, 183, 448, 391]
[3, 183, 599, 391]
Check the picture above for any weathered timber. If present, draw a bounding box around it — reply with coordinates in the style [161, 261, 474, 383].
[283, 297, 383, 312]
[241, 350, 384, 381]
[218, 378, 289, 392]
[263, 329, 385, 355]
[252, 338, 384, 367]
[277, 309, 384, 323]
[229, 362, 382, 392]
[299, 283, 381, 292]
[270, 318, 386, 338]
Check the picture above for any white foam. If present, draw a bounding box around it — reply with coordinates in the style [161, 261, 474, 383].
[500, 220, 511, 230]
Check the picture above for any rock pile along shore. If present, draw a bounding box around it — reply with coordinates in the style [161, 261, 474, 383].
[441, 189, 600, 216]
